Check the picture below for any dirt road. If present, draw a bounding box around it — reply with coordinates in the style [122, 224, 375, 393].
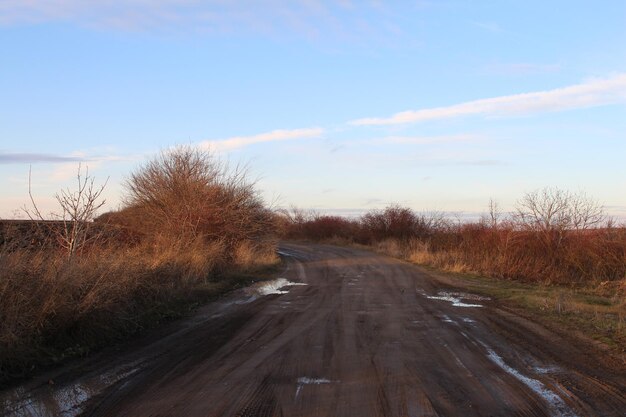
[2, 243, 625, 416]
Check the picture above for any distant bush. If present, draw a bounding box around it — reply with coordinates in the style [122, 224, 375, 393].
[281, 190, 625, 288]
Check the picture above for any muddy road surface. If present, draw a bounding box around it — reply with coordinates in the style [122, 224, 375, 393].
[2, 243, 625, 416]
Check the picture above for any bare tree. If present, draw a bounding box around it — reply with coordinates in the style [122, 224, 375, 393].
[487, 198, 501, 228]
[516, 188, 604, 231]
[515, 187, 605, 251]
[567, 191, 605, 231]
[24, 164, 108, 259]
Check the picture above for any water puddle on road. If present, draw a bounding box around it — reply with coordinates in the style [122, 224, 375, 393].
[246, 278, 307, 298]
[294, 377, 333, 399]
[484, 348, 577, 417]
[0, 362, 141, 417]
[420, 291, 489, 308]
[534, 365, 561, 375]
[440, 315, 455, 323]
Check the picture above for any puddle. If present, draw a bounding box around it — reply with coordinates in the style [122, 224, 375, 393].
[246, 278, 307, 297]
[234, 296, 258, 305]
[534, 365, 561, 375]
[462, 317, 476, 323]
[485, 348, 577, 417]
[297, 377, 331, 384]
[440, 315, 455, 323]
[0, 362, 141, 417]
[294, 377, 333, 399]
[420, 291, 489, 308]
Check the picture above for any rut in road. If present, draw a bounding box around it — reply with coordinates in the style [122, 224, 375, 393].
[2, 243, 625, 417]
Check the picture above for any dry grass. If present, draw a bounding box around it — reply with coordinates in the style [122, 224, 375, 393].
[372, 237, 626, 351]
[0, 146, 280, 386]
[469, 273, 626, 351]
[0, 238, 278, 386]
[233, 240, 279, 271]
[283, 205, 626, 288]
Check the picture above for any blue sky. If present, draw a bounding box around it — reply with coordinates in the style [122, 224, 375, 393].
[1, 1, 625, 219]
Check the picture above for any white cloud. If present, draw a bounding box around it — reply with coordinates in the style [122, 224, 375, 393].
[200, 127, 325, 152]
[350, 73, 626, 126]
[378, 134, 481, 145]
[51, 163, 84, 181]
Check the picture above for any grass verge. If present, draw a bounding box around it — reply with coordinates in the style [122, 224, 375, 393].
[409, 263, 625, 355]
[0, 243, 281, 389]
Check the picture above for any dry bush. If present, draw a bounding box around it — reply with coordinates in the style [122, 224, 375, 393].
[1, 147, 279, 385]
[361, 205, 422, 243]
[280, 195, 624, 288]
[0, 238, 230, 384]
[303, 216, 361, 241]
[280, 205, 447, 245]
[278, 209, 363, 242]
[233, 239, 279, 271]
[121, 146, 273, 252]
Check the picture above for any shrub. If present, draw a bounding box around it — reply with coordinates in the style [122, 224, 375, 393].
[0, 146, 279, 385]
[121, 146, 274, 253]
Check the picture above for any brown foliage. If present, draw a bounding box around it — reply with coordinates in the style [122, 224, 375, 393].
[282, 197, 625, 287]
[0, 241, 227, 384]
[0, 146, 278, 385]
[121, 146, 273, 250]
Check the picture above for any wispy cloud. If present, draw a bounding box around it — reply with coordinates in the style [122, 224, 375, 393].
[200, 127, 325, 152]
[377, 134, 481, 145]
[455, 159, 503, 166]
[485, 62, 562, 76]
[0, 1, 407, 45]
[0, 152, 85, 164]
[350, 73, 626, 126]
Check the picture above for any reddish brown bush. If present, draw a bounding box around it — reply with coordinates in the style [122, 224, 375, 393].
[119, 146, 275, 254]
[282, 198, 625, 287]
[0, 146, 278, 385]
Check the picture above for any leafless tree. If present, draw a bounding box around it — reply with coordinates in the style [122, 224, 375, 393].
[487, 198, 501, 228]
[515, 187, 605, 251]
[24, 164, 108, 259]
[516, 188, 604, 231]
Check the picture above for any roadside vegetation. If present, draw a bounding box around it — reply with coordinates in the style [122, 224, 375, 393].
[2, 150, 624, 386]
[0, 147, 278, 386]
[279, 190, 626, 351]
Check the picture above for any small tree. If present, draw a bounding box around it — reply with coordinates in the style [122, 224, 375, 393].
[515, 187, 605, 252]
[484, 198, 501, 229]
[24, 164, 108, 259]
